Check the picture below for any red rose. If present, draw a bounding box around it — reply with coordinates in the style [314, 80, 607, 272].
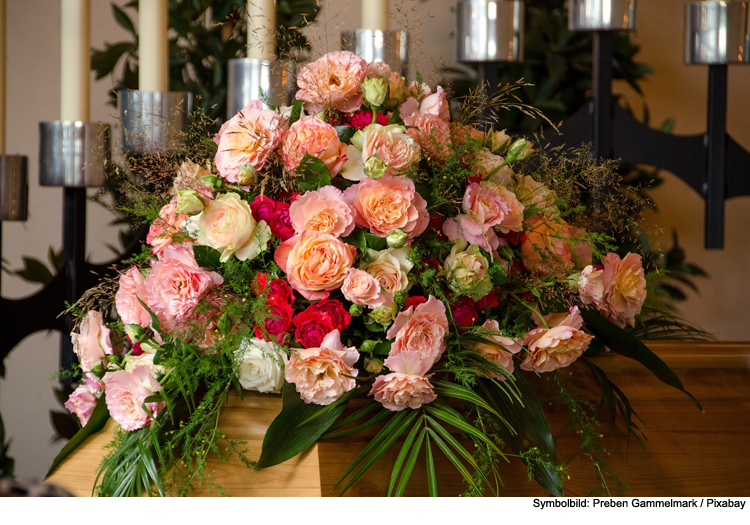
[308, 299, 351, 331]
[250, 195, 277, 223]
[475, 290, 499, 312]
[254, 295, 294, 343]
[347, 110, 389, 130]
[270, 202, 295, 241]
[450, 296, 478, 327]
[252, 272, 270, 295]
[293, 308, 336, 348]
[404, 296, 428, 310]
[268, 278, 295, 304]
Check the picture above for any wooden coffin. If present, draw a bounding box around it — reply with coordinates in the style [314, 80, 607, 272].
[47, 342, 750, 497]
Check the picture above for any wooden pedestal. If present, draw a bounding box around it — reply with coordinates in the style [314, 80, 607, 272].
[47, 342, 750, 497]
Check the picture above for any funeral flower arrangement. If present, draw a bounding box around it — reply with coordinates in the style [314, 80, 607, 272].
[50, 51, 701, 497]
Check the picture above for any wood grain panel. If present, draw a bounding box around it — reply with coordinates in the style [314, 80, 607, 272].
[47, 342, 750, 497]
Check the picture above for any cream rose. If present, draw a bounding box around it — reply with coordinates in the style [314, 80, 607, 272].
[197, 192, 271, 263]
[356, 124, 421, 177]
[274, 230, 357, 301]
[235, 338, 288, 394]
[360, 247, 413, 295]
[443, 239, 491, 296]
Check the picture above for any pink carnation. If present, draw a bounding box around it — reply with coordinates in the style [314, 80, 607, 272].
[285, 330, 360, 405]
[115, 266, 151, 328]
[384, 296, 449, 376]
[71, 311, 114, 377]
[289, 186, 355, 237]
[281, 115, 348, 177]
[521, 306, 593, 373]
[64, 379, 101, 426]
[105, 368, 165, 431]
[147, 201, 189, 256]
[370, 372, 437, 411]
[296, 51, 368, 113]
[269, 202, 295, 241]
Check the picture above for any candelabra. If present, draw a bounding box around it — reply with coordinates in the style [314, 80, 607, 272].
[341, 29, 410, 79]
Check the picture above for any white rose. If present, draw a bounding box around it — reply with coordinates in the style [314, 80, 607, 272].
[235, 338, 288, 394]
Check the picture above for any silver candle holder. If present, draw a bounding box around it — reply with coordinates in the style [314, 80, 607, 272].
[341, 30, 409, 77]
[227, 59, 297, 118]
[456, 0, 525, 63]
[38, 121, 110, 187]
[118, 91, 193, 155]
[684, 1, 750, 65]
[568, 0, 636, 31]
[0, 155, 28, 221]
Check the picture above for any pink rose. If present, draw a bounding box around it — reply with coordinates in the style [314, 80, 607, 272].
[443, 182, 512, 251]
[384, 296, 449, 376]
[147, 201, 189, 256]
[285, 330, 360, 405]
[496, 185, 525, 233]
[145, 245, 223, 330]
[341, 268, 393, 308]
[115, 266, 151, 328]
[471, 149, 513, 186]
[214, 105, 287, 183]
[274, 230, 357, 301]
[344, 174, 429, 240]
[296, 51, 368, 113]
[521, 306, 593, 373]
[281, 115, 348, 177]
[105, 368, 165, 431]
[359, 124, 421, 176]
[288, 186, 355, 237]
[403, 113, 452, 165]
[600, 253, 647, 327]
[197, 192, 272, 262]
[64, 379, 101, 426]
[71, 311, 114, 376]
[254, 295, 294, 343]
[370, 372, 437, 411]
[399, 85, 449, 122]
[579, 265, 605, 307]
[473, 320, 522, 380]
[215, 100, 263, 143]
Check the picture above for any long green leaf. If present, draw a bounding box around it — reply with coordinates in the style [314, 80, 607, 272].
[425, 403, 508, 461]
[581, 308, 702, 410]
[325, 401, 379, 434]
[425, 427, 483, 496]
[256, 381, 347, 468]
[322, 408, 392, 440]
[46, 395, 109, 476]
[425, 434, 438, 497]
[388, 416, 423, 496]
[394, 428, 427, 497]
[475, 374, 564, 496]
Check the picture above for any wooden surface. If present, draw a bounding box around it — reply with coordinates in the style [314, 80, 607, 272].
[48, 342, 750, 497]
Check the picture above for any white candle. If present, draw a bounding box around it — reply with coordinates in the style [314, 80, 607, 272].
[139, 0, 169, 91]
[247, 0, 276, 60]
[60, 0, 90, 122]
[0, 0, 6, 154]
[362, 0, 389, 31]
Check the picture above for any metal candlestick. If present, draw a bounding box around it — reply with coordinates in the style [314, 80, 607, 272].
[39, 122, 109, 187]
[0, 155, 28, 221]
[684, 1, 750, 65]
[227, 59, 297, 118]
[341, 30, 409, 78]
[118, 91, 193, 156]
[569, 0, 636, 31]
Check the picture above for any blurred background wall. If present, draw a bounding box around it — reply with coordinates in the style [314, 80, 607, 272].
[1, 0, 748, 480]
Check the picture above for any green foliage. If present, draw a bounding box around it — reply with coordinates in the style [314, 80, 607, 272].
[91, 0, 321, 124]
[295, 153, 332, 192]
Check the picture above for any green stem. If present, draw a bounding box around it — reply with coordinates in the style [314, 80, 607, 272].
[510, 292, 549, 328]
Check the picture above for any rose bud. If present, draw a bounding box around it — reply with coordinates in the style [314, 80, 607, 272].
[175, 189, 206, 215]
[505, 138, 534, 163]
[364, 357, 383, 374]
[364, 155, 388, 179]
[236, 165, 257, 186]
[361, 77, 388, 108]
[386, 228, 409, 249]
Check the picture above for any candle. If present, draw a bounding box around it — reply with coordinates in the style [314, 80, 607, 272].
[362, 0, 389, 31]
[139, 0, 169, 91]
[0, 0, 6, 154]
[247, 0, 276, 60]
[60, 0, 90, 122]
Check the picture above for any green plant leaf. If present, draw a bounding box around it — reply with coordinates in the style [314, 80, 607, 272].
[342, 228, 366, 251]
[288, 99, 304, 125]
[256, 381, 347, 468]
[475, 374, 564, 496]
[425, 434, 437, 497]
[335, 125, 357, 144]
[388, 416, 423, 496]
[393, 427, 426, 497]
[364, 232, 387, 251]
[192, 245, 223, 270]
[580, 308, 702, 410]
[296, 153, 332, 191]
[47, 395, 109, 476]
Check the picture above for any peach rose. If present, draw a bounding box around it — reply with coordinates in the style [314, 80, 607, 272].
[578, 265, 605, 307]
[399, 85, 449, 122]
[71, 310, 114, 377]
[341, 268, 393, 308]
[473, 320, 522, 380]
[360, 247, 413, 295]
[472, 149, 513, 186]
[600, 253, 647, 327]
[384, 296, 449, 376]
[281, 115, 348, 177]
[115, 266, 151, 328]
[288, 186, 355, 237]
[274, 230, 357, 301]
[145, 245, 223, 330]
[147, 201, 189, 256]
[513, 174, 557, 215]
[496, 185, 525, 233]
[403, 113, 452, 164]
[370, 372, 437, 411]
[105, 368, 165, 431]
[443, 239, 491, 296]
[442, 182, 511, 251]
[197, 192, 272, 263]
[214, 106, 286, 184]
[357, 124, 421, 176]
[296, 51, 368, 113]
[521, 306, 593, 373]
[344, 174, 429, 240]
[285, 330, 360, 405]
[521, 216, 592, 277]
